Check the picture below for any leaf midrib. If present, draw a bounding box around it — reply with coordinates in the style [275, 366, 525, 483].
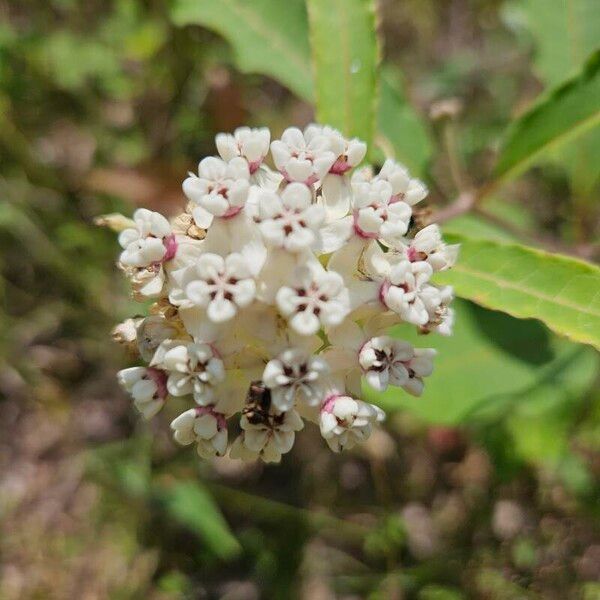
[451, 262, 600, 319]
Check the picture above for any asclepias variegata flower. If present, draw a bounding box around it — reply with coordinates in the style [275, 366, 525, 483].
[111, 125, 459, 463]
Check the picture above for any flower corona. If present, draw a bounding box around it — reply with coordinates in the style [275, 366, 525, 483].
[111, 125, 458, 463]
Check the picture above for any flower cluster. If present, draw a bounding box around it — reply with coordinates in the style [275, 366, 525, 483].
[112, 125, 458, 463]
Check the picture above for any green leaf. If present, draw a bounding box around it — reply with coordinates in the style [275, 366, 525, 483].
[171, 0, 313, 101]
[159, 481, 241, 560]
[170, 0, 432, 172]
[306, 0, 379, 146]
[495, 49, 600, 180]
[377, 68, 432, 177]
[506, 0, 600, 194]
[508, 0, 599, 87]
[365, 300, 597, 425]
[437, 234, 600, 349]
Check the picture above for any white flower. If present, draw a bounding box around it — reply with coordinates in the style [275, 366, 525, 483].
[305, 125, 367, 220]
[182, 156, 250, 226]
[379, 259, 441, 326]
[118, 208, 175, 268]
[319, 393, 384, 452]
[271, 127, 335, 184]
[185, 253, 256, 322]
[112, 121, 458, 464]
[263, 348, 329, 411]
[359, 336, 436, 394]
[405, 224, 460, 271]
[154, 341, 225, 405]
[170, 407, 228, 458]
[351, 177, 412, 242]
[420, 285, 455, 336]
[254, 183, 324, 252]
[376, 159, 428, 205]
[229, 408, 304, 463]
[276, 264, 350, 335]
[305, 125, 366, 174]
[118, 366, 168, 419]
[215, 127, 270, 173]
[136, 315, 180, 362]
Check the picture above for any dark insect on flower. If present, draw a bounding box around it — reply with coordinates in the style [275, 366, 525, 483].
[243, 380, 272, 425]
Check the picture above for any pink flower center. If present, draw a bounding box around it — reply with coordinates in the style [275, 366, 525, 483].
[162, 235, 178, 262]
[329, 157, 351, 175]
[147, 368, 168, 399]
[195, 406, 227, 429]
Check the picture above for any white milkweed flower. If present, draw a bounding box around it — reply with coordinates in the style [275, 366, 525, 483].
[305, 125, 367, 220]
[254, 183, 325, 252]
[319, 392, 385, 453]
[351, 177, 413, 243]
[263, 348, 329, 411]
[170, 406, 228, 458]
[404, 224, 460, 271]
[379, 259, 441, 326]
[118, 366, 168, 419]
[183, 156, 250, 227]
[152, 340, 225, 405]
[111, 122, 458, 463]
[375, 159, 428, 205]
[216, 126, 270, 174]
[358, 336, 436, 394]
[185, 252, 256, 322]
[276, 264, 350, 335]
[270, 127, 336, 185]
[230, 408, 304, 463]
[118, 208, 175, 268]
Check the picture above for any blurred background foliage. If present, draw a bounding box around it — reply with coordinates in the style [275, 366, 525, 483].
[0, 0, 599, 598]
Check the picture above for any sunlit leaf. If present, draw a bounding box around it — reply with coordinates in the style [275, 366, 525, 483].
[307, 0, 379, 147]
[171, 0, 313, 100]
[437, 235, 600, 349]
[495, 49, 600, 180]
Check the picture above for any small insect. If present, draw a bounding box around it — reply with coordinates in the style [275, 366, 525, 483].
[243, 380, 272, 425]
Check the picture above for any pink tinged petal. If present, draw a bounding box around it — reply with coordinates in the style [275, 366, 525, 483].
[207, 296, 237, 322]
[290, 310, 321, 335]
[313, 152, 336, 179]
